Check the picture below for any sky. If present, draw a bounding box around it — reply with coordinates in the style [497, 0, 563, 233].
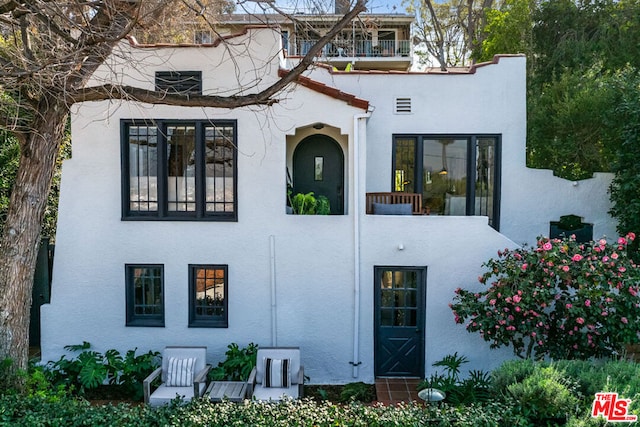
[248, 0, 409, 15]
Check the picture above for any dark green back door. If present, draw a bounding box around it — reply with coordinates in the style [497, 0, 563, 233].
[292, 135, 344, 214]
[374, 266, 426, 377]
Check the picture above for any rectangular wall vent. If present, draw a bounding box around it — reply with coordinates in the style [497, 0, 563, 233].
[155, 71, 203, 95]
[395, 97, 412, 114]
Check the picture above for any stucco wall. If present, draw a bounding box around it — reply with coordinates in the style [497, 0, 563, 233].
[41, 85, 365, 381]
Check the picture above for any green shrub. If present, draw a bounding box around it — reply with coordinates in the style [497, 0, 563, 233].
[492, 359, 640, 425]
[209, 342, 258, 381]
[418, 353, 492, 406]
[0, 393, 522, 426]
[451, 234, 640, 360]
[553, 359, 640, 415]
[339, 382, 376, 403]
[44, 342, 160, 400]
[505, 365, 580, 422]
[490, 358, 536, 394]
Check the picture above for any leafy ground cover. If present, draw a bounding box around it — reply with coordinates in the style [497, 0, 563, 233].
[2, 356, 640, 426]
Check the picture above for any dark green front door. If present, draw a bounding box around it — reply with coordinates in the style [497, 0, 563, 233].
[292, 135, 344, 214]
[374, 266, 426, 377]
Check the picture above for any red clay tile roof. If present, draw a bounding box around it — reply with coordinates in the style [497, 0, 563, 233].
[277, 69, 369, 110]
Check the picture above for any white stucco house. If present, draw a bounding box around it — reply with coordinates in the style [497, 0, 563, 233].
[40, 23, 616, 384]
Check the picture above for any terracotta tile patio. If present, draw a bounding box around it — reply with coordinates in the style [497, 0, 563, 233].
[374, 378, 422, 405]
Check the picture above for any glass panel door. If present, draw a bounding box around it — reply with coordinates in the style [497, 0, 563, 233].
[423, 138, 467, 216]
[375, 266, 426, 377]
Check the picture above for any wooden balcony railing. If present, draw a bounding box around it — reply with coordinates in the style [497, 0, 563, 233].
[366, 192, 423, 215]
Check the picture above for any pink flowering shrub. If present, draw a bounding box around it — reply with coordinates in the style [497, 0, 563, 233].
[451, 233, 640, 359]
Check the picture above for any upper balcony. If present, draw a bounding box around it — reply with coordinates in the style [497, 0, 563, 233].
[208, 13, 415, 72]
[285, 13, 414, 71]
[288, 38, 412, 71]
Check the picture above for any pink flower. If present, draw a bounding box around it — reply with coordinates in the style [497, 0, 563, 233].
[562, 265, 570, 272]
[489, 299, 496, 305]
[622, 317, 629, 324]
[599, 239, 607, 246]
[629, 287, 638, 297]
[585, 299, 591, 307]
[576, 317, 585, 324]
[513, 295, 522, 303]
[612, 252, 619, 260]
[627, 232, 636, 241]
[538, 340, 543, 346]
[521, 263, 528, 271]
[515, 306, 521, 312]
[619, 267, 627, 273]
[601, 311, 608, 316]
[566, 303, 572, 309]
[572, 254, 583, 262]
[618, 237, 627, 245]
[542, 242, 553, 251]
[602, 256, 609, 262]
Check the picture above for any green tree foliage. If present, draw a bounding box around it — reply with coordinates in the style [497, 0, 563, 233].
[479, 0, 533, 61]
[527, 65, 623, 180]
[609, 70, 640, 259]
[479, 0, 640, 181]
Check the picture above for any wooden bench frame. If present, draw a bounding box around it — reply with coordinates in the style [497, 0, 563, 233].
[366, 192, 423, 215]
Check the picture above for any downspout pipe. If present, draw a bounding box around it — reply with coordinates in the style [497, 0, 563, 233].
[270, 235, 277, 346]
[352, 109, 371, 377]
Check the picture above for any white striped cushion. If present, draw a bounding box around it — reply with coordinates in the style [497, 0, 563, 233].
[263, 358, 291, 388]
[166, 357, 195, 387]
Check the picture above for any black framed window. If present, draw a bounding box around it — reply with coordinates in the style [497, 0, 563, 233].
[392, 134, 501, 229]
[125, 264, 164, 327]
[122, 120, 237, 221]
[189, 265, 228, 328]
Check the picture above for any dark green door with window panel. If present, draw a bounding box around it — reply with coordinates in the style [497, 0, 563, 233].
[374, 267, 426, 377]
[292, 135, 344, 214]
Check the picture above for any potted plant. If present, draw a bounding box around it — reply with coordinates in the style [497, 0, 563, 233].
[288, 191, 330, 215]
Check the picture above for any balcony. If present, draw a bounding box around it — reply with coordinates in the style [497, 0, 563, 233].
[290, 39, 412, 71]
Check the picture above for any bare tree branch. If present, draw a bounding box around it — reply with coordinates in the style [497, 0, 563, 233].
[67, 0, 368, 108]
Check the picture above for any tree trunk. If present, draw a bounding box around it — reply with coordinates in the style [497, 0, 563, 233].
[0, 96, 68, 380]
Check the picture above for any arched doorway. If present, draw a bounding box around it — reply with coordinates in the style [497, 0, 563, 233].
[292, 135, 344, 215]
